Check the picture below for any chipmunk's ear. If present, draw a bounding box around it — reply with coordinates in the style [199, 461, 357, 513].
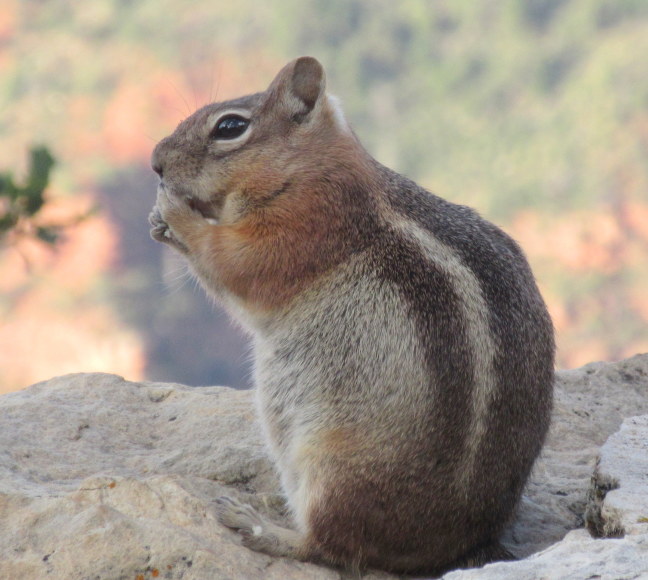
[290, 57, 325, 111]
[268, 56, 326, 120]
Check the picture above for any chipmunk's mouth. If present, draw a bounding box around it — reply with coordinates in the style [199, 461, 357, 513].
[187, 196, 220, 225]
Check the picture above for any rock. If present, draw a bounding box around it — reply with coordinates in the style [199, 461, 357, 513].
[442, 530, 648, 580]
[0, 373, 334, 579]
[0, 356, 647, 579]
[444, 410, 648, 580]
[502, 353, 648, 558]
[586, 414, 648, 539]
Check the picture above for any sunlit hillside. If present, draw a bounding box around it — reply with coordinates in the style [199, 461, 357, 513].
[1, 0, 647, 392]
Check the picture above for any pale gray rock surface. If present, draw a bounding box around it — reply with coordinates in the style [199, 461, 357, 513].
[0, 355, 646, 579]
[586, 414, 648, 539]
[502, 354, 648, 557]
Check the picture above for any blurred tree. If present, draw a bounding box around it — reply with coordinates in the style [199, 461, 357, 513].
[0, 146, 93, 251]
[0, 146, 58, 246]
[2, 0, 647, 381]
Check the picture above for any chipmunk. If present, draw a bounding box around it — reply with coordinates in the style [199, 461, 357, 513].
[149, 56, 555, 574]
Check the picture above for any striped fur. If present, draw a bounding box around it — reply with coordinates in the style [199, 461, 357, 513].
[150, 57, 555, 574]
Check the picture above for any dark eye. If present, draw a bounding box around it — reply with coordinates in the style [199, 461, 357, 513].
[211, 115, 250, 140]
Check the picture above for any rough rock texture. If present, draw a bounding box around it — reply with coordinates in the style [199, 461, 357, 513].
[586, 414, 648, 539]
[0, 355, 647, 579]
[445, 412, 648, 580]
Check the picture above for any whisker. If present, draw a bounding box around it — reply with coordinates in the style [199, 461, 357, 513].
[168, 80, 192, 116]
[211, 60, 223, 104]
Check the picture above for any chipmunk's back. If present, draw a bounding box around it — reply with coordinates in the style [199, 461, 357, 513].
[251, 158, 554, 571]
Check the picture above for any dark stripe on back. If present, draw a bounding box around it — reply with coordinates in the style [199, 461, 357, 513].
[371, 232, 474, 465]
[378, 162, 554, 525]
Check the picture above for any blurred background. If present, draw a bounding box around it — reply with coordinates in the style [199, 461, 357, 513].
[1, 0, 647, 394]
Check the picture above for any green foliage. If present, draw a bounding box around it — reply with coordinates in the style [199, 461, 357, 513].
[0, 146, 57, 244]
[268, 0, 648, 220]
[2, 0, 647, 378]
[0, 147, 94, 249]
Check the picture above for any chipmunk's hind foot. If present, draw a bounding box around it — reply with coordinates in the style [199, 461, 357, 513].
[215, 496, 306, 560]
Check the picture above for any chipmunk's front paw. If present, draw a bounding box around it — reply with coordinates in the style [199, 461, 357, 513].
[149, 204, 169, 239]
[149, 204, 188, 253]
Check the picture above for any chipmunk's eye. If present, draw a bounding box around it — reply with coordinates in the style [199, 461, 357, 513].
[211, 115, 250, 140]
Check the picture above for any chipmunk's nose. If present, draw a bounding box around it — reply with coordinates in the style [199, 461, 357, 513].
[152, 135, 177, 180]
[151, 146, 164, 179]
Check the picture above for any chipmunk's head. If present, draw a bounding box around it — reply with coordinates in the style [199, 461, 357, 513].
[151, 57, 356, 225]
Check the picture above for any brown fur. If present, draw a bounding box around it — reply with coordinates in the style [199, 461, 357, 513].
[150, 56, 555, 574]
[153, 85, 376, 311]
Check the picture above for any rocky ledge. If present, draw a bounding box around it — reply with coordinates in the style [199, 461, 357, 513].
[1, 355, 647, 579]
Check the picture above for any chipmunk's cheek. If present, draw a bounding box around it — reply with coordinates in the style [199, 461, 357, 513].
[187, 196, 220, 225]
